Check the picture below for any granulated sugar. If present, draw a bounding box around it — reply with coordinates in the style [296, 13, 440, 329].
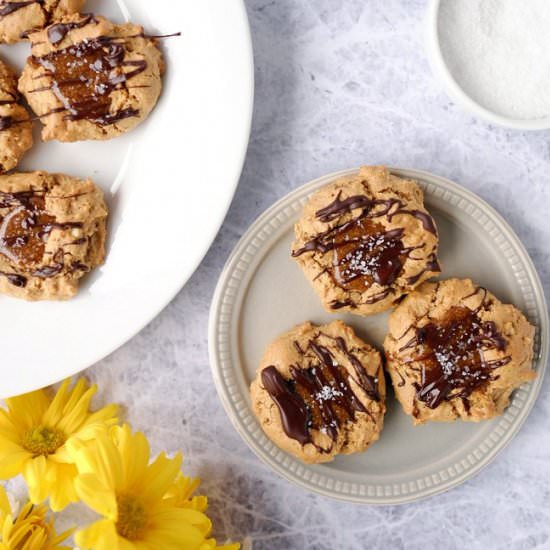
[438, 0, 550, 120]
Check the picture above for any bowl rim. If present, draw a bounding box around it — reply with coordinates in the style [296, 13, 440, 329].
[426, 0, 550, 131]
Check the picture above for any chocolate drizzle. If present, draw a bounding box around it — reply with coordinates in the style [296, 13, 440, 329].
[334, 336, 379, 400]
[0, 271, 26, 287]
[0, 191, 54, 267]
[329, 299, 354, 310]
[334, 225, 406, 288]
[261, 334, 380, 448]
[0, 115, 14, 130]
[312, 191, 438, 236]
[390, 208, 438, 235]
[0, 115, 29, 131]
[33, 262, 62, 277]
[30, 33, 147, 126]
[47, 14, 97, 44]
[401, 299, 511, 409]
[0, 190, 84, 287]
[406, 254, 441, 285]
[292, 191, 439, 307]
[315, 193, 374, 223]
[0, 0, 39, 17]
[364, 288, 392, 304]
[261, 367, 311, 445]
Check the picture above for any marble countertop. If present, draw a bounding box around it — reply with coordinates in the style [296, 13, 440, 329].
[86, 1, 550, 548]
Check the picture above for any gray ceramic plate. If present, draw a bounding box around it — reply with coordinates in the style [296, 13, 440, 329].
[209, 168, 549, 504]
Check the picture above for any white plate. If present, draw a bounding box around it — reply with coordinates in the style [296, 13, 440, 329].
[0, 0, 253, 397]
[209, 168, 549, 504]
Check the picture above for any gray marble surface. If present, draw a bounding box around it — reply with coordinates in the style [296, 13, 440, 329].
[86, 1, 550, 548]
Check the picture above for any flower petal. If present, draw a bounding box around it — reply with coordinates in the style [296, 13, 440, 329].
[74, 473, 117, 519]
[96, 431, 124, 491]
[57, 384, 97, 434]
[0, 486, 10, 515]
[144, 508, 213, 549]
[115, 425, 149, 491]
[0, 441, 30, 479]
[23, 455, 51, 504]
[42, 379, 72, 428]
[118, 536, 143, 550]
[141, 452, 182, 503]
[78, 404, 119, 437]
[0, 411, 23, 443]
[75, 519, 118, 550]
[48, 462, 78, 511]
[69, 433, 121, 491]
[5, 390, 49, 431]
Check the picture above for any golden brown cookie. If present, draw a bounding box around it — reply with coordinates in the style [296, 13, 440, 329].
[384, 278, 536, 425]
[291, 166, 441, 316]
[18, 14, 165, 142]
[0, 0, 85, 44]
[250, 321, 386, 464]
[0, 171, 107, 300]
[0, 57, 33, 173]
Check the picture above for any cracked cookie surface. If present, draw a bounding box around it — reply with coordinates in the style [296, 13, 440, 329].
[0, 0, 85, 44]
[384, 278, 536, 425]
[291, 166, 441, 316]
[250, 320, 386, 464]
[0, 57, 33, 173]
[0, 171, 107, 300]
[18, 13, 164, 142]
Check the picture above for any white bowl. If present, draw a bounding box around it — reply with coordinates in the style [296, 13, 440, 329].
[426, 0, 550, 131]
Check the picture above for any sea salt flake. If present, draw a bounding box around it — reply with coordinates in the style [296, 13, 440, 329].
[316, 385, 343, 402]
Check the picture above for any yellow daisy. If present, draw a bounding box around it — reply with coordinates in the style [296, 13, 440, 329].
[0, 378, 118, 511]
[70, 424, 240, 550]
[0, 485, 73, 549]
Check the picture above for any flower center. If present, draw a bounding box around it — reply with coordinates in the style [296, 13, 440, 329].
[116, 494, 148, 541]
[21, 425, 65, 457]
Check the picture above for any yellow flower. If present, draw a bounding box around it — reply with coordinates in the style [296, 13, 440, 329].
[165, 475, 239, 550]
[164, 473, 208, 512]
[0, 485, 73, 549]
[70, 424, 240, 550]
[0, 379, 118, 511]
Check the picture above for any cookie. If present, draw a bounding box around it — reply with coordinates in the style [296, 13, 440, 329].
[0, 171, 107, 300]
[0, 57, 33, 173]
[250, 321, 386, 464]
[384, 278, 536, 425]
[0, 0, 85, 44]
[291, 166, 441, 316]
[18, 14, 165, 142]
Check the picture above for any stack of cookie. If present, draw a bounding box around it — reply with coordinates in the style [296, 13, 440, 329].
[250, 166, 536, 464]
[0, 5, 167, 300]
